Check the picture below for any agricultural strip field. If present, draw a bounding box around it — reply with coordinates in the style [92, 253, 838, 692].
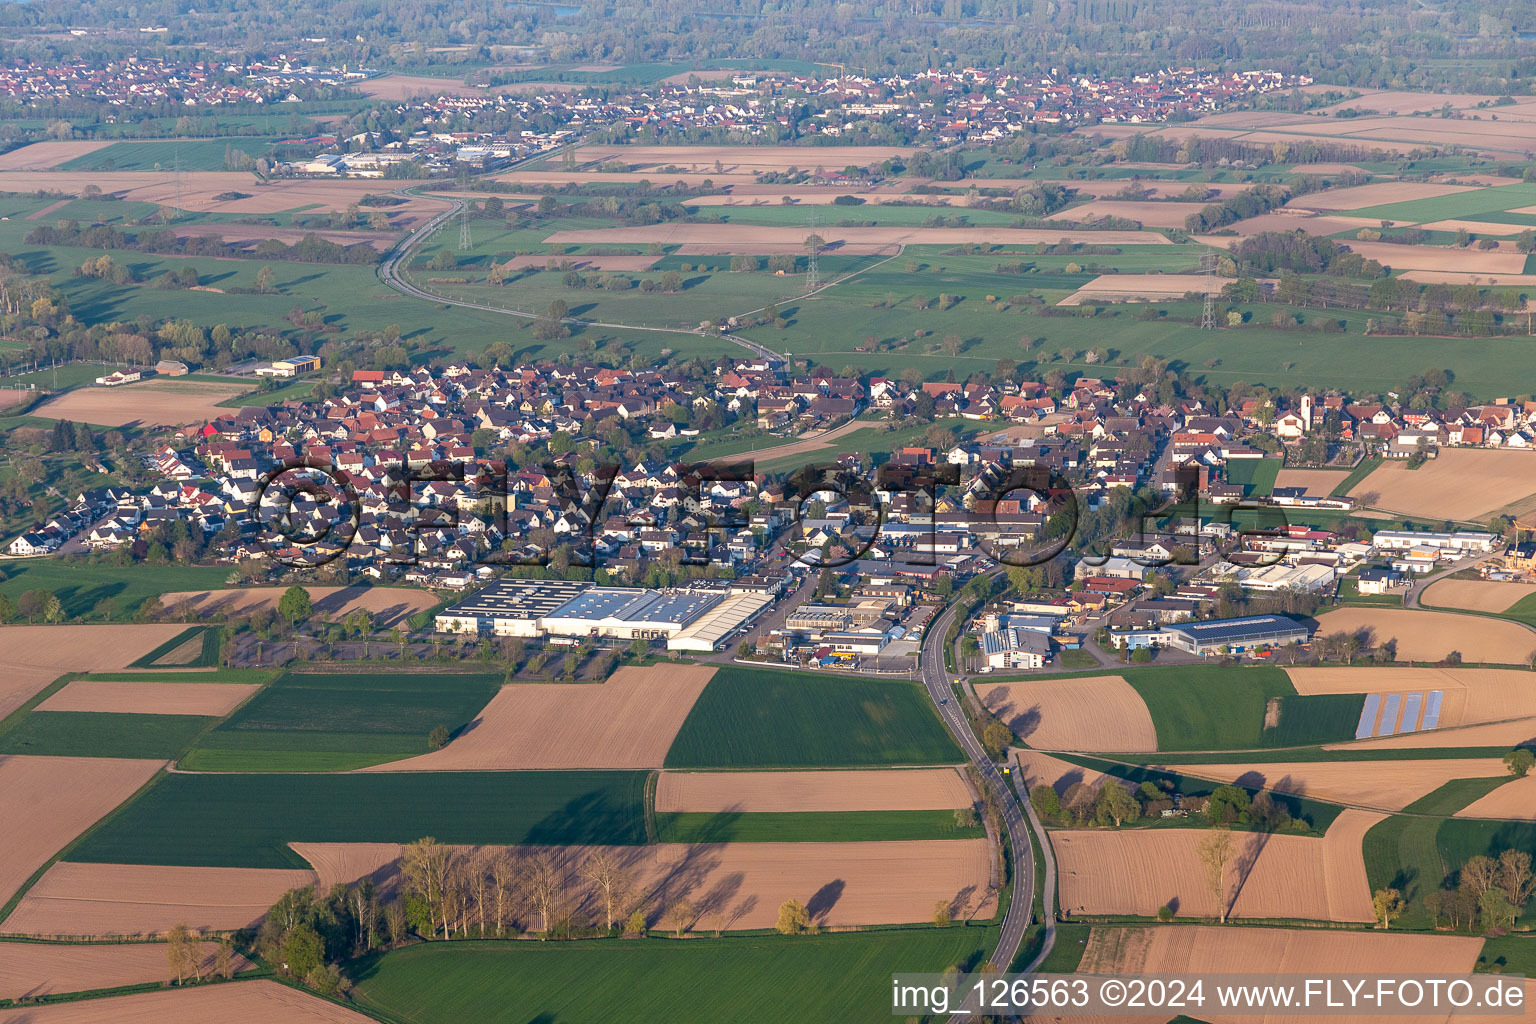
[654, 809, 984, 843]
[67, 770, 651, 867]
[0, 940, 247, 1000]
[1312, 607, 1536, 665]
[0, 563, 228, 624]
[54, 137, 286, 172]
[0, 755, 163, 909]
[0, 712, 214, 759]
[1051, 809, 1382, 922]
[0, 623, 195, 721]
[1454, 775, 1536, 819]
[183, 669, 503, 772]
[1154, 757, 1512, 813]
[572, 144, 918, 171]
[365, 664, 715, 772]
[1421, 578, 1536, 614]
[654, 767, 973, 812]
[977, 675, 1157, 752]
[663, 667, 962, 768]
[1344, 182, 1536, 225]
[354, 927, 997, 1024]
[0, 977, 376, 1023]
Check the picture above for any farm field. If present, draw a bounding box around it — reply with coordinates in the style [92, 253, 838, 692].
[1287, 666, 1536, 751]
[977, 675, 1157, 751]
[1312, 607, 1536, 665]
[0, 939, 246, 1000]
[1347, 449, 1536, 521]
[1156, 757, 1512, 812]
[66, 770, 651, 867]
[184, 669, 502, 772]
[353, 927, 997, 1024]
[664, 667, 962, 768]
[0, 977, 375, 1023]
[365, 664, 714, 772]
[55, 137, 287, 172]
[0, 622, 194, 721]
[1345, 181, 1536, 224]
[1454, 774, 1536, 819]
[1273, 467, 1352, 495]
[37, 679, 259, 716]
[1050, 809, 1381, 922]
[33, 381, 257, 427]
[2, 861, 316, 936]
[156, 585, 438, 627]
[1012, 749, 1126, 796]
[653, 809, 982, 843]
[0, 755, 163, 910]
[1225, 457, 1282, 496]
[1421, 577, 1536, 614]
[1057, 273, 1211, 305]
[0, 140, 113, 169]
[543, 223, 1169, 247]
[0, 711, 213, 759]
[1288, 181, 1478, 212]
[654, 767, 973, 813]
[573, 144, 918, 172]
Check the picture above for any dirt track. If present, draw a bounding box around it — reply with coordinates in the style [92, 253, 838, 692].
[0, 756, 164, 913]
[655, 768, 974, 813]
[0, 978, 376, 1023]
[0, 941, 248, 1000]
[360, 663, 715, 771]
[1311, 607, 1536, 665]
[979, 676, 1157, 752]
[38, 680, 261, 717]
[1052, 811, 1381, 922]
[2, 863, 317, 937]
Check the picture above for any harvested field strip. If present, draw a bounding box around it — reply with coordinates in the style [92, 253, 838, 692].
[654, 767, 973, 813]
[1346, 447, 1536, 522]
[37, 680, 260, 717]
[127, 626, 215, 668]
[1422, 577, 1536, 614]
[1157, 757, 1510, 813]
[0, 977, 376, 1022]
[353, 927, 997, 1024]
[0, 712, 213, 759]
[68, 771, 651, 868]
[0, 756, 163, 912]
[665, 667, 961, 769]
[1312, 608, 1536, 666]
[188, 669, 502, 771]
[1273, 468, 1352, 496]
[653, 810, 984, 843]
[0, 141, 113, 170]
[1050, 810, 1381, 922]
[366, 664, 715, 772]
[574, 144, 917, 171]
[0, 940, 248, 999]
[977, 675, 1157, 752]
[1, 863, 316, 937]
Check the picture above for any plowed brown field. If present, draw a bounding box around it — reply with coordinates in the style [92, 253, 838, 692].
[979, 676, 1157, 751]
[1162, 758, 1509, 812]
[575, 144, 916, 172]
[1346, 447, 1536, 520]
[1051, 810, 1380, 922]
[0, 624, 191, 721]
[0, 141, 112, 169]
[35, 382, 254, 427]
[37, 680, 259, 717]
[1454, 775, 1536, 819]
[1422, 577, 1536, 613]
[2, 863, 316, 937]
[361, 663, 714, 771]
[0, 941, 248, 1000]
[1312, 608, 1536, 665]
[0, 978, 376, 1023]
[0, 756, 163, 910]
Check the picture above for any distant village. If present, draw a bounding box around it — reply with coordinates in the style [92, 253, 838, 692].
[9, 356, 1534, 667]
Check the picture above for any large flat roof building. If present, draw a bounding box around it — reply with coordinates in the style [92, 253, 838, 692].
[435, 578, 593, 636]
[1163, 614, 1310, 656]
[541, 586, 723, 641]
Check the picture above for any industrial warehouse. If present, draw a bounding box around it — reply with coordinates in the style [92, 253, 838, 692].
[434, 578, 773, 652]
[1109, 613, 1313, 657]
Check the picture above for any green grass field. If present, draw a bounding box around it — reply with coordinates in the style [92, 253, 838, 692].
[1496, 591, 1536, 629]
[55, 138, 284, 172]
[183, 669, 503, 771]
[1226, 458, 1282, 497]
[353, 926, 997, 1024]
[1261, 694, 1368, 748]
[1115, 665, 1296, 752]
[69, 770, 650, 868]
[0, 711, 213, 759]
[654, 810, 983, 844]
[664, 667, 962, 769]
[1346, 183, 1536, 225]
[0, 559, 228, 621]
[1361, 777, 1524, 929]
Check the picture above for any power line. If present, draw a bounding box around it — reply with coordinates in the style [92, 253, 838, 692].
[805, 212, 820, 292]
[1199, 250, 1217, 330]
[458, 204, 472, 251]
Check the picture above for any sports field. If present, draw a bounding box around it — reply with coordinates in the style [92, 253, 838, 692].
[354, 928, 998, 1024]
[663, 667, 962, 768]
[183, 669, 501, 771]
[67, 770, 650, 867]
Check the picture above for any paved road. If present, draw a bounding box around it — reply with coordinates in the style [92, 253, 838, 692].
[1403, 552, 1496, 609]
[920, 602, 1054, 1005]
[375, 185, 786, 364]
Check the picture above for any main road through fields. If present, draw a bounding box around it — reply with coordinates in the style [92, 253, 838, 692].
[919, 601, 1055, 1010]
